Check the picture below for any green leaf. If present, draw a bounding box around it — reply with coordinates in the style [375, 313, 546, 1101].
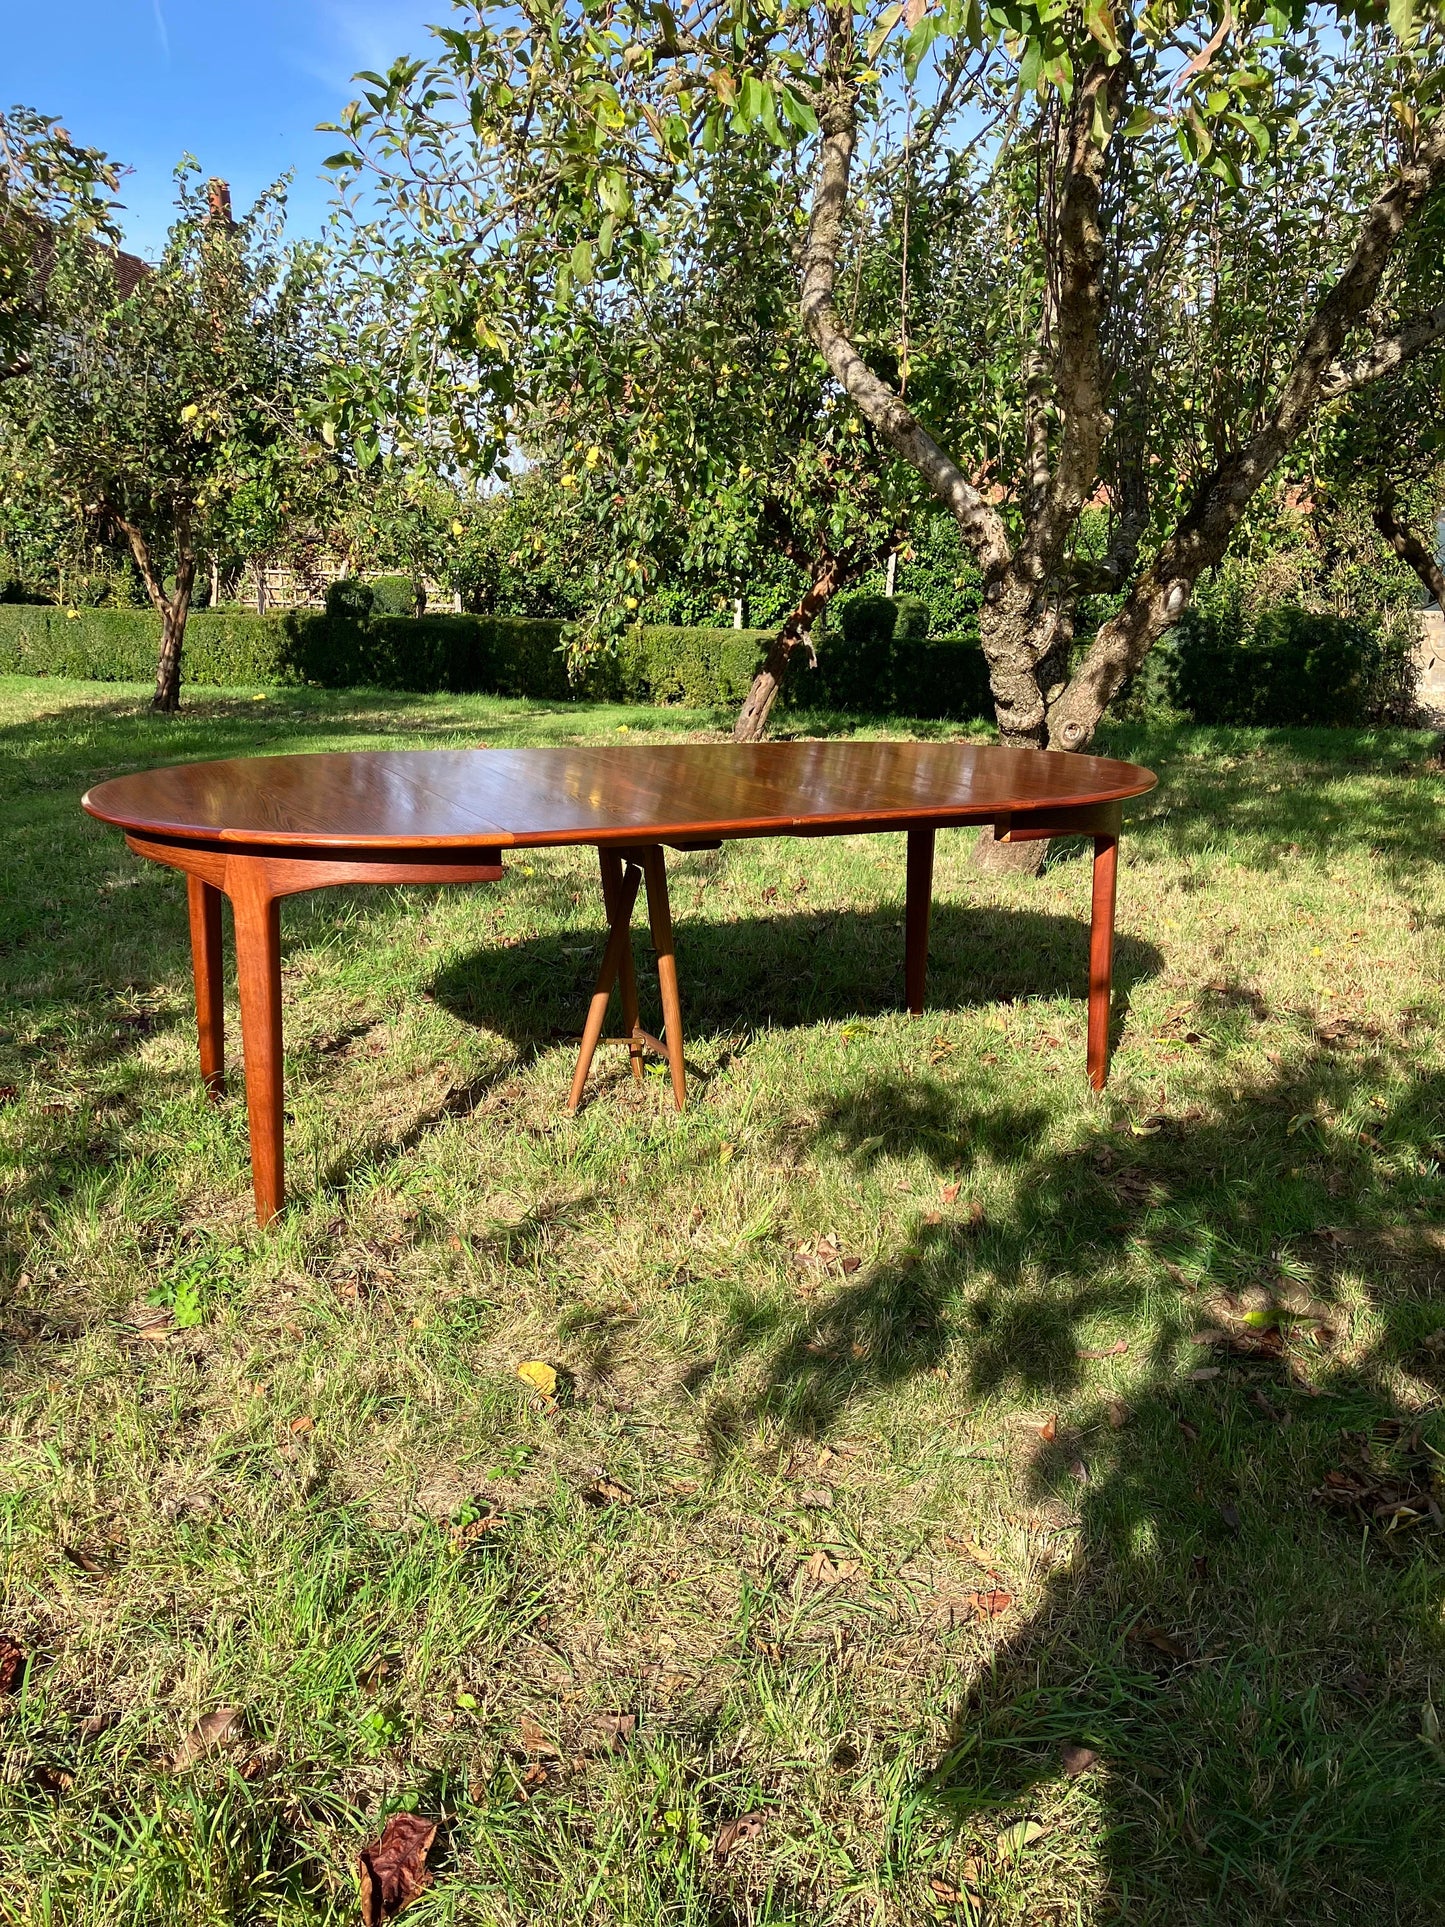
[1388, 0, 1417, 43]
[902, 13, 944, 82]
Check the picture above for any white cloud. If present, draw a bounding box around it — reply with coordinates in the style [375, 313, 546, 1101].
[151, 0, 171, 59]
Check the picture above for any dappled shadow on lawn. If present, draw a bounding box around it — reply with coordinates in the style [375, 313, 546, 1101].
[1100, 720, 1442, 880]
[684, 1039, 1445, 1919]
[428, 900, 1162, 1054]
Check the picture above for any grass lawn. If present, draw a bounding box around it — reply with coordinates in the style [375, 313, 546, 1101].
[1, 673, 1443, 1926]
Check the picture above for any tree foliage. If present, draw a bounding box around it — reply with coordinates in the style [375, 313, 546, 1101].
[328, 0, 1445, 782]
[1, 167, 334, 708]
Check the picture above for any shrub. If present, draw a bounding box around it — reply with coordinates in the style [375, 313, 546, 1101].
[369, 574, 417, 617]
[1171, 602, 1418, 726]
[613, 624, 774, 707]
[325, 577, 374, 620]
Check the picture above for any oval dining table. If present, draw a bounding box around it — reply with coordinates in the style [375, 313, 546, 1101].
[82, 739, 1156, 1224]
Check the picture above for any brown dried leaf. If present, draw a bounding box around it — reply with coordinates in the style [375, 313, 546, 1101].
[1139, 1626, 1189, 1662]
[1106, 1399, 1130, 1429]
[358, 1811, 438, 1925]
[61, 1546, 105, 1576]
[1061, 1743, 1098, 1777]
[1037, 1416, 1057, 1443]
[713, 1810, 765, 1860]
[1077, 1340, 1129, 1360]
[590, 1711, 636, 1753]
[0, 1635, 27, 1695]
[517, 1714, 559, 1758]
[168, 1705, 246, 1770]
[580, 1476, 634, 1507]
[805, 1549, 862, 1587]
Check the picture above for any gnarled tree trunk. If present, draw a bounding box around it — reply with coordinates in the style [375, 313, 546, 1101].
[733, 555, 845, 743]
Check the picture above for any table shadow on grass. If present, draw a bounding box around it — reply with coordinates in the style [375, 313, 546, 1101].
[426, 901, 1163, 1053]
[687, 1041, 1445, 1920]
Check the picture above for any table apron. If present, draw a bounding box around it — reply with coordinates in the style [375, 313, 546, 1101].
[124, 833, 505, 897]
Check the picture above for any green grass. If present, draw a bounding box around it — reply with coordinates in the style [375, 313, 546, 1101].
[1, 673, 1443, 1925]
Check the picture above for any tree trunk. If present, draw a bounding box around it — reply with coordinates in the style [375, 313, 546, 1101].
[732, 557, 844, 743]
[152, 553, 195, 713]
[1373, 492, 1445, 612]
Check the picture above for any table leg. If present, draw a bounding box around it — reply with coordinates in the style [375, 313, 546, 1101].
[599, 847, 645, 1084]
[186, 874, 225, 1098]
[905, 827, 935, 1017]
[228, 860, 285, 1224]
[1088, 832, 1119, 1091]
[568, 856, 643, 1112]
[639, 845, 686, 1111]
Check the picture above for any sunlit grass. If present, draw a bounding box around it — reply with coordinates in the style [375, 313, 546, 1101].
[0, 675, 1442, 1924]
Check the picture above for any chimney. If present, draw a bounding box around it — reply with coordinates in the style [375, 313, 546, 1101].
[206, 179, 234, 226]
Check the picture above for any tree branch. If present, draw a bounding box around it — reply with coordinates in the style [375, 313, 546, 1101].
[798, 49, 1011, 576]
[1319, 298, 1445, 402]
[1374, 488, 1445, 612]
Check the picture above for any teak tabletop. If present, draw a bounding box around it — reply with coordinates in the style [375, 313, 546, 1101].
[83, 740, 1156, 1223]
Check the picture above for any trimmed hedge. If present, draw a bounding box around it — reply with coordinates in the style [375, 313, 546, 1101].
[1168, 603, 1419, 726]
[0, 599, 995, 718]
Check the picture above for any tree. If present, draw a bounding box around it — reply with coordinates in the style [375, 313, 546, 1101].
[2, 167, 332, 709]
[0, 105, 120, 379]
[329, 0, 1445, 830]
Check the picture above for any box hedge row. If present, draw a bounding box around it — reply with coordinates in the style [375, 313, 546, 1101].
[0, 603, 995, 719]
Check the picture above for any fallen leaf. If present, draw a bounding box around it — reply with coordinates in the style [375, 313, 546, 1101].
[288, 1415, 315, 1436]
[941, 1182, 961, 1203]
[1077, 1339, 1129, 1360]
[32, 1763, 74, 1793]
[805, 1549, 862, 1586]
[515, 1761, 550, 1798]
[1037, 1416, 1057, 1443]
[358, 1811, 438, 1925]
[168, 1706, 246, 1770]
[517, 1714, 559, 1757]
[1139, 1626, 1189, 1661]
[713, 1810, 765, 1859]
[580, 1476, 633, 1507]
[515, 1359, 557, 1398]
[1069, 1458, 1090, 1485]
[61, 1546, 105, 1576]
[0, 1635, 27, 1694]
[968, 1588, 1013, 1617]
[995, 1818, 1047, 1857]
[796, 1486, 834, 1509]
[1177, 1419, 1200, 1442]
[1106, 1399, 1130, 1429]
[1187, 1366, 1221, 1382]
[1220, 1503, 1241, 1534]
[590, 1711, 637, 1752]
[1061, 1743, 1098, 1777]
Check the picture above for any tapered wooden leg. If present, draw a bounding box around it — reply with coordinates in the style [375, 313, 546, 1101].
[1087, 833, 1119, 1091]
[598, 847, 644, 1084]
[228, 860, 285, 1225]
[639, 846, 686, 1111]
[187, 874, 225, 1098]
[905, 827, 935, 1017]
[568, 858, 643, 1112]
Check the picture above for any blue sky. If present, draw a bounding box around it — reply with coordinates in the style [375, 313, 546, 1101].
[4, 0, 450, 255]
